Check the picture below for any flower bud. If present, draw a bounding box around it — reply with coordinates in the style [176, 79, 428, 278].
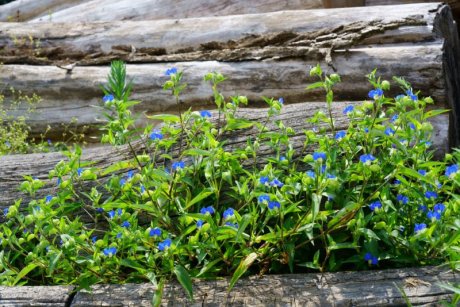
[381, 80, 390, 90]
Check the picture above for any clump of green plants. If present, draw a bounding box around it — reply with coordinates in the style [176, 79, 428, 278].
[1, 61, 459, 303]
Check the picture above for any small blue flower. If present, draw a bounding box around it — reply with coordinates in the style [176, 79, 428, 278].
[425, 191, 438, 200]
[103, 94, 114, 103]
[126, 170, 134, 179]
[394, 179, 401, 185]
[397, 194, 409, 205]
[343, 105, 354, 115]
[278, 97, 284, 104]
[270, 178, 284, 188]
[427, 210, 441, 220]
[326, 173, 336, 179]
[268, 201, 281, 210]
[390, 114, 399, 123]
[140, 185, 146, 193]
[434, 203, 445, 212]
[3, 208, 8, 216]
[223, 208, 235, 219]
[364, 128, 369, 133]
[91, 236, 97, 244]
[360, 154, 376, 164]
[117, 208, 122, 216]
[364, 252, 378, 265]
[108, 210, 116, 219]
[196, 220, 204, 229]
[200, 110, 212, 118]
[225, 222, 238, 228]
[4, 141, 10, 148]
[414, 223, 427, 233]
[368, 88, 383, 99]
[158, 238, 172, 251]
[425, 141, 432, 147]
[103, 247, 117, 257]
[335, 130, 346, 140]
[149, 130, 163, 141]
[121, 221, 130, 228]
[369, 201, 382, 211]
[259, 176, 270, 185]
[306, 170, 315, 179]
[200, 206, 215, 215]
[57, 178, 62, 186]
[418, 170, 427, 176]
[77, 168, 83, 176]
[446, 164, 459, 178]
[150, 227, 162, 237]
[119, 178, 126, 186]
[45, 195, 53, 203]
[406, 89, 417, 101]
[96, 207, 104, 213]
[258, 195, 270, 203]
[47, 139, 52, 146]
[385, 127, 395, 136]
[165, 67, 178, 76]
[172, 161, 185, 171]
[116, 232, 122, 239]
[395, 94, 405, 100]
[409, 123, 416, 130]
[418, 205, 427, 212]
[279, 156, 286, 161]
[313, 152, 326, 161]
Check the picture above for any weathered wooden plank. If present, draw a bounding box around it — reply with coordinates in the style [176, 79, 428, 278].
[70, 266, 458, 306]
[0, 101, 448, 210]
[0, 44, 447, 140]
[0, 0, 90, 22]
[0, 3, 442, 65]
[0, 285, 74, 306]
[30, 0, 323, 23]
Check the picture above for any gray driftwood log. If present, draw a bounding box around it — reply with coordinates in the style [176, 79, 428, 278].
[0, 266, 456, 306]
[29, 0, 323, 23]
[0, 3, 459, 144]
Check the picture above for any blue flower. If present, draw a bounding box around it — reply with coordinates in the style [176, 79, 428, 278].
[313, 152, 326, 161]
[390, 114, 398, 123]
[172, 161, 185, 171]
[223, 208, 235, 219]
[149, 130, 163, 141]
[140, 185, 145, 193]
[45, 195, 53, 203]
[119, 178, 126, 186]
[364, 128, 369, 133]
[394, 179, 401, 185]
[200, 206, 215, 215]
[116, 232, 122, 239]
[200, 110, 212, 118]
[126, 170, 134, 180]
[279, 156, 286, 161]
[427, 210, 441, 220]
[268, 201, 281, 210]
[121, 221, 130, 228]
[418, 205, 427, 212]
[369, 201, 382, 211]
[165, 68, 177, 76]
[108, 210, 116, 219]
[91, 236, 97, 244]
[446, 164, 459, 178]
[3, 208, 8, 216]
[306, 170, 315, 178]
[395, 94, 405, 100]
[103, 94, 114, 103]
[397, 194, 409, 205]
[77, 168, 83, 176]
[364, 252, 378, 265]
[196, 220, 204, 229]
[335, 130, 346, 140]
[103, 247, 117, 257]
[406, 89, 417, 101]
[259, 176, 270, 185]
[158, 238, 172, 251]
[326, 173, 336, 179]
[434, 203, 445, 212]
[57, 178, 62, 186]
[359, 154, 376, 164]
[425, 191, 438, 199]
[414, 223, 427, 233]
[270, 178, 284, 188]
[425, 141, 432, 147]
[117, 208, 122, 216]
[47, 139, 52, 146]
[418, 170, 427, 176]
[385, 127, 395, 136]
[149, 227, 162, 237]
[258, 195, 270, 203]
[409, 123, 416, 130]
[368, 88, 383, 99]
[343, 105, 354, 115]
[225, 222, 238, 228]
[278, 97, 284, 104]
[96, 207, 104, 213]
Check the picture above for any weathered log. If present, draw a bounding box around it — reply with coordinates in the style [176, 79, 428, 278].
[29, 0, 323, 23]
[0, 101, 449, 209]
[70, 266, 458, 306]
[0, 285, 74, 306]
[0, 0, 90, 22]
[0, 3, 447, 65]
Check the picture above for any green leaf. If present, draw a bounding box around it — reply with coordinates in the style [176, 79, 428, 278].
[229, 252, 257, 292]
[101, 161, 134, 176]
[311, 193, 321, 221]
[438, 282, 460, 295]
[306, 81, 324, 90]
[174, 265, 194, 301]
[236, 214, 251, 242]
[225, 118, 254, 130]
[48, 251, 62, 275]
[147, 114, 181, 123]
[423, 109, 449, 120]
[13, 263, 37, 286]
[121, 258, 146, 273]
[151, 279, 165, 307]
[185, 189, 214, 210]
[182, 148, 211, 156]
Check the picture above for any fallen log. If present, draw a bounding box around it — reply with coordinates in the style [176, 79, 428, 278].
[0, 285, 74, 306]
[0, 0, 90, 22]
[29, 0, 323, 23]
[0, 101, 449, 209]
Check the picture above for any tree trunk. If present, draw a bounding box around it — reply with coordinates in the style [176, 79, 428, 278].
[29, 0, 323, 23]
[0, 0, 90, 22]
